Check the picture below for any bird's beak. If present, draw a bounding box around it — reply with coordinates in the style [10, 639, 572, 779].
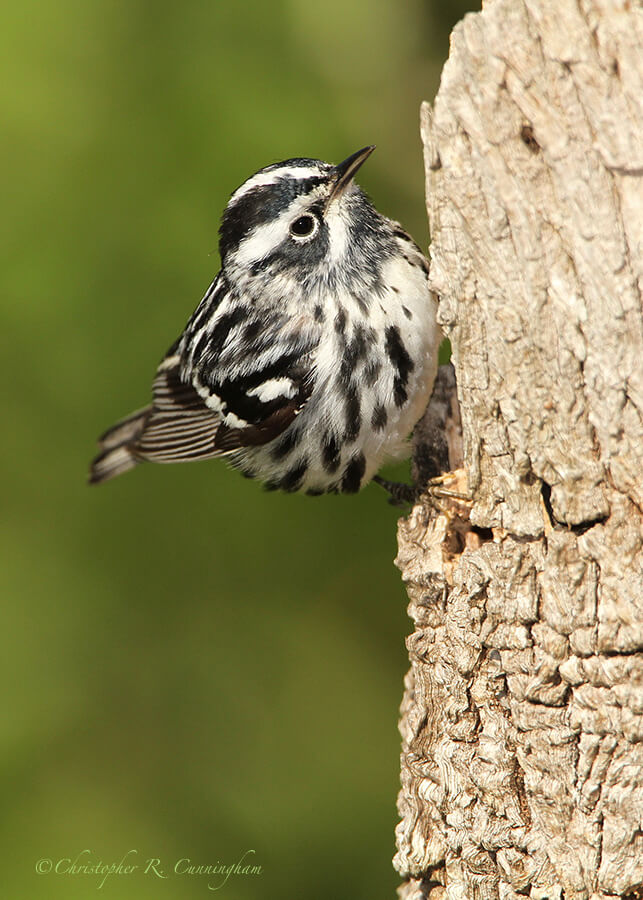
[326, 145, 375, 208]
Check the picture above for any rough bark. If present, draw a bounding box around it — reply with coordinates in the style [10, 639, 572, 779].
[394, 1, 642, 898]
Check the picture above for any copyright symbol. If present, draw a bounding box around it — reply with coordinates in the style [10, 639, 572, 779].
[35, 858, 52, 874]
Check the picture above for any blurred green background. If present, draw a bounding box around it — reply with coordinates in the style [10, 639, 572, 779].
[1, 1, 473, 897]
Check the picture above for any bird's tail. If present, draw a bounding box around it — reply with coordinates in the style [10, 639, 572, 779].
[88, 406, 152, 485]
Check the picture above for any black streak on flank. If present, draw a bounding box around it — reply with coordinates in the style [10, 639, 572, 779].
[353, 294, 369, 316]
[404, 253, 429, 276]
[334, 307, 347, 333]
[363, 358, 382, 388]
[341, 452, 366, 493]
[314, 304, 325, 322]
[280, 459, 308, 492]
[393, 228, 426, 263]
[344, 384, 361, 442]
[392, 227, 413, 244]
[271, 427, 299, 461]
[371, 403, 388, 431]
[402, 305, 413, 320]
[385, 325, 414, 408]
[321, 432, 341, 473]
[340, 324, 370, 383]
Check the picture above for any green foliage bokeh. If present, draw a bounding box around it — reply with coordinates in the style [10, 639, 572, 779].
[1, 1, 473, 897]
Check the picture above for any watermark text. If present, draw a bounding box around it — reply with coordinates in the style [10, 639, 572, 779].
[35, 849, 262, 891]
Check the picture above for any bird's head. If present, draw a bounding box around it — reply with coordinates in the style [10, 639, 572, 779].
[218, 147, 391, 296]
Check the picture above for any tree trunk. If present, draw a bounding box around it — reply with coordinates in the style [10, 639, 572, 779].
[394, 1, 642, 898]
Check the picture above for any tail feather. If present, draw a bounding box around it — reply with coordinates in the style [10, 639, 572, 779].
[88, 406, 152, 485]
[88, 361, 225, 486]
[97, 405, 152, 449]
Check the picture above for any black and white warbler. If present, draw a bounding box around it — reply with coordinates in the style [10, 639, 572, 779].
[89, 147, 439, 496]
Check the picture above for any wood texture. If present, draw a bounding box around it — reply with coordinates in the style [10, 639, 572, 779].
[395, 1, 642, 897]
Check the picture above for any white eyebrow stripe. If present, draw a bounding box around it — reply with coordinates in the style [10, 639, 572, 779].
[231, 213, 291, 268]
[227, 166, 325, 207]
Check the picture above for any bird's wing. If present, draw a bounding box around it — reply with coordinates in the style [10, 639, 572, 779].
[133, 355, 223, 462]
[89, 275, 318, 482]
[135, 352, 315, 463]
[207, 354, 315, 452]
[88, 352, 221, 483]
[137, 287, 318, 459]
[186, 317, 317, 452]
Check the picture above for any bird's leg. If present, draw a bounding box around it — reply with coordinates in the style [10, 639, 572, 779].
[372, 475, 418, 507]
[373, 363, 472, 509]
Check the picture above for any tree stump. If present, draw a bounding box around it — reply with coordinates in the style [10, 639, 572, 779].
[394, 1, 643, 897]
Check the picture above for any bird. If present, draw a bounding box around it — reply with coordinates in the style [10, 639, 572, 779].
[88, 146, 440, 497]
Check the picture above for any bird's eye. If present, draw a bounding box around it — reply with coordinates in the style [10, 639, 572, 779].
[289, 214, 318, 239]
